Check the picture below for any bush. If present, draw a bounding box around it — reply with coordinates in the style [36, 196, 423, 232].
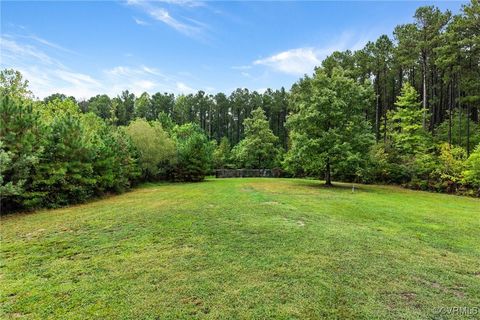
[365, 142, 412, 184]
[463, 144, 480, 195]
[432, 143, 467, 193]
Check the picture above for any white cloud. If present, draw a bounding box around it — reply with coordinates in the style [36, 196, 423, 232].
[134, 17, 148, 25]
[11, 66, 102, 99]
[155, 0, 205, 7]
[126, 1, 206, 38]
[104, 65, 168, 81]
[105, 66, 131, 77]
[149, 8, 201, 36]
[1, 34, 204, 99]
[127, 0, 203, 6]
[176, 81, 196, 94]
[254, 47, 320, 75]
[252, 32, 371, 75]
[141, 65, 162, 76]
[24, 34, 77, 55]
[54, 69, 100, 87]
[0, 36, 63, 67]
[133, 80, 156, 90]
[0, 36, 94, 98]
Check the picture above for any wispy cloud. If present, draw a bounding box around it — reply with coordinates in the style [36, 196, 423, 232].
[1, 34, 204, 99]
[126, 1, 207, 39]
[153, 0, 205, 8]
[252, 32, 371, 76]
[149, 7, 201, 36]
[54, 69, 101, 87]
[134, 17, 148, 25]
[176, 81, 196, 94]
[0, 36, 64, 67]
[231, 65, 252, 70]
[24, 34, 78, 55]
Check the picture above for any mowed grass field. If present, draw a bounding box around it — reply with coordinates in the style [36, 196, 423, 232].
[1, 178, 479, 319]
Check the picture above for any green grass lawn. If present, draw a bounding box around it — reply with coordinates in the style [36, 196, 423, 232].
[1, 178, 479, 319]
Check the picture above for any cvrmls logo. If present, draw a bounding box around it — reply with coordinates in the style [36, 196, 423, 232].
[434, 307, 479, 315]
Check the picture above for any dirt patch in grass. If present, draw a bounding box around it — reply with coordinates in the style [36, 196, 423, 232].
[263, 201, 280, 205]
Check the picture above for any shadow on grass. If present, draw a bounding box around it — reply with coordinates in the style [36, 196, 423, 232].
[289, 179, 376, 193]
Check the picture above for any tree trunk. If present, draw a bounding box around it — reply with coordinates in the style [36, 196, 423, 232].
[467, 104, 471, 156]
[375, 93, 380, 142]
[422, 54, 427, 129]
[448, 79, 452, 146]
[325, 158, 332, 186]
[208, 105, 212, 138]
[458, 85, 462, 147]
[236, 109, 241, 144]
[383, 66, 388, 143]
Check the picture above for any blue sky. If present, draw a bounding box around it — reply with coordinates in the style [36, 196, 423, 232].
[1, 0, 467, 99]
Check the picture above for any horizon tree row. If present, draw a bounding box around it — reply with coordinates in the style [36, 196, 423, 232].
[41, 86, 289, 149]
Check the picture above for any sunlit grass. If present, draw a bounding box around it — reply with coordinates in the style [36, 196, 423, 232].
[1, 178, 479, 319]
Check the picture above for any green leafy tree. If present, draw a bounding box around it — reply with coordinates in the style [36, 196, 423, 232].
[135, 92, 153, 120]
[29, 99, 98, 207]
[286, 68, 374, 185]
[0, 96, 43, 210]
[116, 90, 136, 125]
[88, 94, 112, 120]
[173, 94, 195, 124]
[0, 69, 32, 99]
[393, 23, 420, 87]
[157, 111, 175, 132]
[435, 110, 480, 150]
[43, 93, 76, 105]
[414, 6, 451, 128]
[213, 92, 231, 142]
[388, 82, 430, 155]
[125, 119, 175, 180]
[151, 92, 175, 119]
[80, 113, 139, 193]
[213, 137, 232, 169]
[232, 107, 279, 169]
[109, 127, 141, 191]
[171, 123, 213, 182]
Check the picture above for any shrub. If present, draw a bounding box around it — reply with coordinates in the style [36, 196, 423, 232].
[433, 143, 467, 193]
[463, 144, 480, 195]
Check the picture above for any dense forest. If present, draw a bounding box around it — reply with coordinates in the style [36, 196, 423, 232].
[1, 1, 479, 212]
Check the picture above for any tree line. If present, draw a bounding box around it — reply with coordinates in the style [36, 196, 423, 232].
[49, 86, 289, 149]
[1, 1, 479, 212]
